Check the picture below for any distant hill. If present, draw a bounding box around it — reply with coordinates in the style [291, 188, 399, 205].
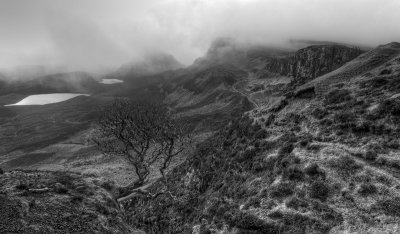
[192, 37, 293, 70]
[115, 52, 184, 79]
[288, 38, 373, 51]
[0, 72, 105, 96]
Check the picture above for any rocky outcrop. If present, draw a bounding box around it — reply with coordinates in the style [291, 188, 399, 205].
[265, 45, 363, 82]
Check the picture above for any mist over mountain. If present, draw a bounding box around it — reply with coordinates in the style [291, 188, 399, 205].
[0, 0, 399, 73]
[115, 52, 184, 78]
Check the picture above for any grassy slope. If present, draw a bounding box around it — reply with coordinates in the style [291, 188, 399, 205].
[123, 43, 400, 233]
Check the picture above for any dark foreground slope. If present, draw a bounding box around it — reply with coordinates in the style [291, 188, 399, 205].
[0, 170, 140, 233]
[123, 42, 400, 233]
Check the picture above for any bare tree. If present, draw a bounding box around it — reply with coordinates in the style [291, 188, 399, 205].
[93, 98, 190, 200]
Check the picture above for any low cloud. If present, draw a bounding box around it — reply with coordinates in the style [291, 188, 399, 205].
[0, 0, 399, 72]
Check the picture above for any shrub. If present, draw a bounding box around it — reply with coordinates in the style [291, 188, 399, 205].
[236, 148, 257, 163]
[264, 114, 276, 126]
[15, 183, 28, 190]
[269, 182, 295, 198]
[299, 139, 310, 147]
[100, 180, 115, 191]
[333, 111, 357, 129]
[385, 139, 400, 149]
[252, 123, 262, 133]
[270, 99, 288, 112]
[278, 143, 294, 156]
[364, 150, 378, 161]
[319, 118, 333, 128]
[357, 182, 377, 196]
[375, 99, 400, 117]
[243, 196, 261, 210]
[274, 154, 301, 176]
[251, 157, 273, 173]
[352, 120, 370, 134]
[309, 181, 330, 201]
[369, 123, 389, 135]
[54, 173, 75, 188]
[375, 156, 388, 166]
[278, 132, 298, 144]
[224, 210, 282, 233]
[328, 155, 363, 175]
[285, 196, 309, 210]
[366, 142, 385, 154]
[374, 197, 400, 217]
[311, 200, 343, 226]
[283, 165, 304, 181]
[284, 113, 303, 125]
[54, 183, 68, 194]
[380, 69, 392, 75]
[389, 160, 400, 170]
[94, 203, 111, 216]
[306, 143, 323, 152]
[304, 163, 326, 179]
[298, 133, 313, 147]
[311, 108, 328, 120]
[254, 129, 268, 139]
[324, 89, 352, 105]
[70, 194, 84, 203]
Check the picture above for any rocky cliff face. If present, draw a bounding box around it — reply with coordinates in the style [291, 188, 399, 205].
[265, 45, 363, 82]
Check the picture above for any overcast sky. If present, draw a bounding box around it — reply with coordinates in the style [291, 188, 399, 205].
[0, 0, 399, 72]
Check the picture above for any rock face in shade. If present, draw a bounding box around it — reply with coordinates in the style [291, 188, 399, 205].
[265, 45, 363, 82]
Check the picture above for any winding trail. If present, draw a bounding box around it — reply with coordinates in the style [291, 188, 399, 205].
[232, 79, 260, 108]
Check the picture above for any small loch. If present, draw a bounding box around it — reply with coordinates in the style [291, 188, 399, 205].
[100, 79, 124, 84]
[4, 93, 90, 106]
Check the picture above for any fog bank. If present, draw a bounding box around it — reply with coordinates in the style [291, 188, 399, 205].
[0, 0, 399, 72]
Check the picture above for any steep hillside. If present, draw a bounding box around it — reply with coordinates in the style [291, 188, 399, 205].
[122, 42, 400, 233]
